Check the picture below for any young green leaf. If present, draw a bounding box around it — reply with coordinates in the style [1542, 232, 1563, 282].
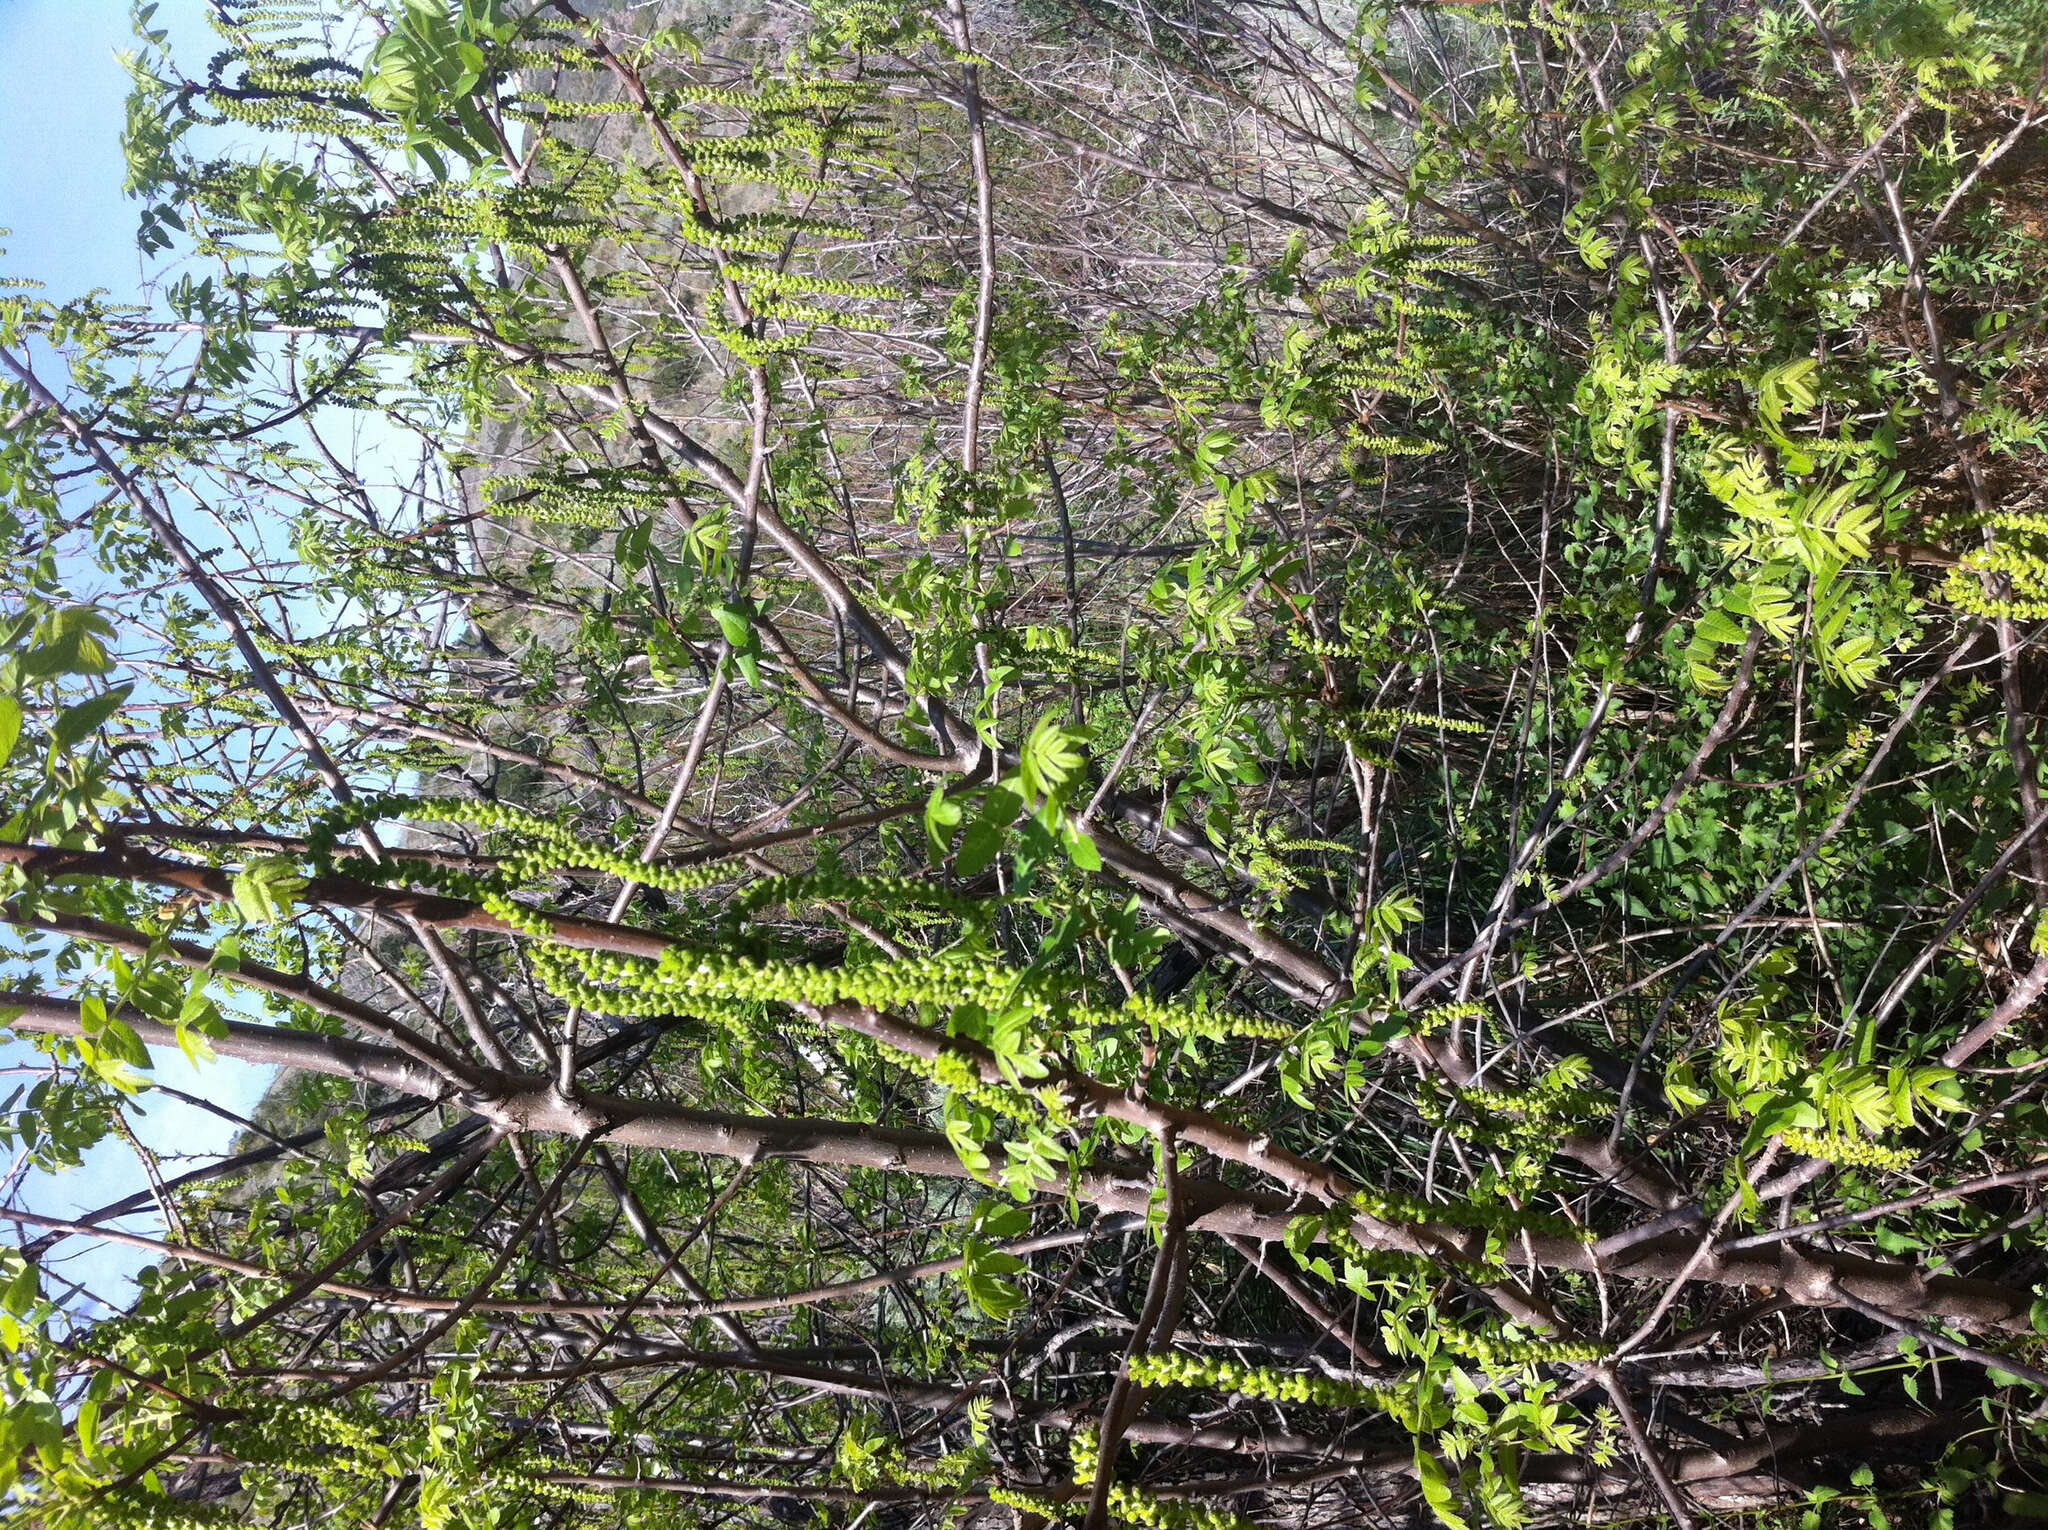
[1019, 712, 1087, 802]
[925, 785, 964, 864]
[1416, 1450, 1472, 1530]
[49, 684, 131, 748]
[233, 855, 309, 925]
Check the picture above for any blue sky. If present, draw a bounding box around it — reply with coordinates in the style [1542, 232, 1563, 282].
[0, 0, 217, 295]
[1, 0, 292, 1306]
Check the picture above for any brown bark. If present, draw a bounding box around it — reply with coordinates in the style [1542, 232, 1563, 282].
[4, 993, 2032, 1334]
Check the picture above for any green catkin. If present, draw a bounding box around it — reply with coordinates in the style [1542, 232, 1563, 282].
[99, 1493, 238, 1530]
[1134, 1331, 1602, 1395]
[1434, 1326, 1609, 1367]
[1323, 1233, 1444, 1282]
[481, 468, 678, 528]
[1357, 707, 1486, 736]
[752, 296, 892, 331]
[1117, 991, 1295, 1043]
[300, 797, 1381, 1187]
[669, 81, 873, 111]
[1943, 510, 2048, 619]
[1284, 628, 1382, 660]
[1414, 1000, 1486, 1033]
[991, 1486, 1072, 1520]
[990, 1485, 1255, 1530]
[1124, 1352, 1397, 1411]
[867, 1037, 1069, 1127]
[253, 630, 383, 665]
[308, 793, 750, 904]
[1416, 1057, 1609, 1154]
[720, 263, 903, 302]
[307, 796, 1296, 1061]
[1069, 1422, 1100, 1484]
[1011, 624, 1124, 675]
[1779, 1127, 1915, 1171]
[1104, 1486, 1258, 1530]
[1445, 1082, 1600, 1122]
[1054, 1425, 1259, 1530]
[1342, 1181, 1588, 1243]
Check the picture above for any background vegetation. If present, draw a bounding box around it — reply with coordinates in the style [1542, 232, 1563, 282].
[2, 0, 2048, 1524]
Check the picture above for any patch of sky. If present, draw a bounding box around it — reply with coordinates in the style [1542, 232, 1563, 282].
[0, 0, 442, 1309]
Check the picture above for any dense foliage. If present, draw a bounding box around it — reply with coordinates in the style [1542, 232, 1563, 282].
[2, 0, 2048, 1524]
